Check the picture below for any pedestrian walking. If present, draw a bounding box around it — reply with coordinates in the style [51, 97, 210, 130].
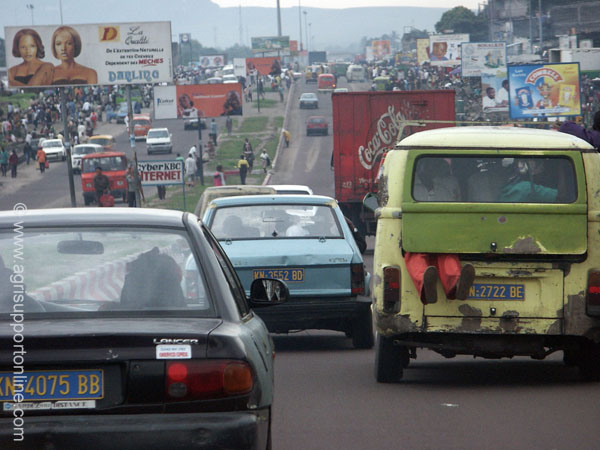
[23, 141, 32, 164]
[36, 147, 47, 173]
[0, 148, 8, 177]
[93, 167, 110, 205]
[226, 115, 233, 136]
[237, 155, 250, 185]
[9, 150, 18, 178]
[242, 138, 254, 171]
[282, 128, 290, 148]
[157, 185, 166, 200]
[210, 119, 218, 145]
[260, 149, 271, 173]
[126, 166, 138, 207]
[278, 84, 284, 102]
[185, 154, 196, 186]
[214, 164, 226, 186]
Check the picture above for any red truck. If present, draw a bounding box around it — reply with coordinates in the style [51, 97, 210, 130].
[331, 90, 456, 236]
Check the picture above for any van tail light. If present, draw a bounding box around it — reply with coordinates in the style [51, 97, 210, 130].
[586, 271, 600, 316]
[383, 266, 401, 313]
[166, 360, 253, 401]
[351, 263, 365, 295]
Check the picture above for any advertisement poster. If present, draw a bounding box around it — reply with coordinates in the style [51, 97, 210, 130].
[246, 57, 281, 76]
[372, 40, 391, 60]
[508, 63, 581, 119]
[233, 57, 246, 77]
[428, 34, 469, 67]
[416, 38, 430, 65]
[461, 42, 506, 77]
[481, 69, 509, 113]
[137, 160, 184, 186]
[196, 55, 225, 68]
[251, 36, 290, 54]
[154, 83, 243, 120]
[5, 22, 172, 87]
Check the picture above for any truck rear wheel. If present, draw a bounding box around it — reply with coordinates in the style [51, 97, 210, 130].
[351, 308, 374, 349]
[578, 342, 600, 382]
[375, 333, 407, 383]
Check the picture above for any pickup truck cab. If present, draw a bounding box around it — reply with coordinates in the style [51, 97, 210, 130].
[81, 152, 128, 205]
[146, 128, 173, 154]
[366, 126, 600, 382]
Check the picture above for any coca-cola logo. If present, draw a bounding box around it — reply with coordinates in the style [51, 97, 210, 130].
[358, 106, 406, 170]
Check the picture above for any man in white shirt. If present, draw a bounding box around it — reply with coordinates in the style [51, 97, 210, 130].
[496, 80, 509, 106]
[185, 155, 196, 186]
[188, 145, 197, 159]
[482, 87, 499, 109]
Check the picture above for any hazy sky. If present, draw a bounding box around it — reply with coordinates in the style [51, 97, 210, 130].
[213, 0, 481, 8]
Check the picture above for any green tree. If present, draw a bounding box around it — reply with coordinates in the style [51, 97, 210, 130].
[225, 44, 253, 60]
[435, 6, 488, 41]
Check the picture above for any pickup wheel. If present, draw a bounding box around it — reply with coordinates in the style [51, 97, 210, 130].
[352, 308, 374, 349]
[84, 196, 92, 206]
[375, 333, 407, 383]
[578, 342, 600, 382]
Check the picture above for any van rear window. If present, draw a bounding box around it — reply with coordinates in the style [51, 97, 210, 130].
[412, 155, 577, 203]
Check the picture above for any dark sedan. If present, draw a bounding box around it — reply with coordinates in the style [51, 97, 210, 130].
[306, 116, 329, 136]
[0, 208, 288, 449]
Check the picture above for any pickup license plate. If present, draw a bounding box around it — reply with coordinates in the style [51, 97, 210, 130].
[0, 370, 104, 401]
[253, 268, 305, 282]
[468, 283, 525, 300]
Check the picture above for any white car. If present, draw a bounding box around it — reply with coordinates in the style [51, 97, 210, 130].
[41, 139, 66, 161]
[222, 74, 238, 84]
[146, 128, 173, 154]
[71, 143, 104, 174]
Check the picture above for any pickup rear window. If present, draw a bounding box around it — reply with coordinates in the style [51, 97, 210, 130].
[412, 155, 577, 204]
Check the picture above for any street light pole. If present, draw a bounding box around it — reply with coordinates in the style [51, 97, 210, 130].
[26, 4, 34, 26]
[303, 11, 308, 53]
[276, 0, 282, 37]
[59, 0, 63, 24]
[298, 1, 303, 51]
[309, 23, 312, 51]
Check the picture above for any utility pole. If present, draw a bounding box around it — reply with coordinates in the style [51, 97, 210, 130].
[299, 1, 303, 51]
[529, 0, 533, 53]
[277, 0, 282, 37]
[239, 4, 243, 45]
[538, 0, 543, 55]
[59, 0, 63, 24]
[488, 0, 493, 41]
[303, 11, 308, 53]
[26, 4, 34, 25]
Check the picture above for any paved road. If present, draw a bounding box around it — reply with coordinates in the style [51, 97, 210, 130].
[268, 78, 600, 450]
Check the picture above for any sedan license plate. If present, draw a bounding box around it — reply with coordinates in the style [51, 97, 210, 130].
[0, 370, 103, 402]
[468, 283, 525, 300]
[253, 268, 305, 282]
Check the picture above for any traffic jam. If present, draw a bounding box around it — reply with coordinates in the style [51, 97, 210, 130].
[2, 1, 600, 449]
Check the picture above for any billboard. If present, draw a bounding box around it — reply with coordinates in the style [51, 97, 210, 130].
[5, 22, 172, 87]
[196, 55, 225, 68]
[416, 38, 430, 65]
[508, 63, 581, 119]
[428, 34, 469, 66]
[154, 83, 243, 120]
[372, 40, 391, 60]
[481, 69, 509, 113]
[461, 42, 506, 77]
[246, 57, 282, 76]
[137, 160, 184, 186]
[251, 36, 290, 54]
[233, 58, 246, 77]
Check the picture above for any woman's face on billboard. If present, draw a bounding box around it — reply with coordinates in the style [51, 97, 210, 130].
[54, 31, 75, 61]
[18, 34, 38, 62]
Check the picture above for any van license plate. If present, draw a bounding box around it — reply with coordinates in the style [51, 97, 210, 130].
[468, 283, 525, 300]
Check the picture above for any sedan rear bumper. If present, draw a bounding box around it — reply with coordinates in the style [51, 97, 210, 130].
[1, 410, 269, 450]
[258, 296, 371, 333]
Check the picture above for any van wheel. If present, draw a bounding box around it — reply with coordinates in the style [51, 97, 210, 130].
[375, 333, 406, 383]
[352, 308, 374, 349]
[578, 342, 600, 382]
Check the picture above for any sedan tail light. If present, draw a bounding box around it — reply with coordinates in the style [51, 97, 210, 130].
[166, 360, 253, 401]
[351, 263, 365, 296]
[586, 271, 600, 316]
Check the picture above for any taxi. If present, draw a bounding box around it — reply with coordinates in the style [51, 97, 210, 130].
[89, 135, 116, 151]
[365, 126, 600, 382]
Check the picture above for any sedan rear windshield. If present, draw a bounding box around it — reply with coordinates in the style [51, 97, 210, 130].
[133, 120, 151, 126]
[83, 156, 127, 173]
[210, 204, 343, 239]
[43, 141, 62, 148]
[148, 130, 169, 138]
[73, 146, 100, 155]
[90, 138, 112, 146]
[0, 228, 215, 317]
[412, 155, 577, 203]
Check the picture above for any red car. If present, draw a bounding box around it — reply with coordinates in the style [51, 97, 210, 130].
[132, 114, 152, 141]
[306, 116, 329, 136]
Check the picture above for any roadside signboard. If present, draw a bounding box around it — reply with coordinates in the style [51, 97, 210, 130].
[508, 62, 581, 119]
[462, 42, 506, 77]
[137, 160, 184, 186]
[428, 34, 469, 67]
[154, 83, 243, 119]
[195, 55, 225, 68]
[5, 21, 172, 87]
[416, 38, 430, 65]
[251, 36, 290, 54]
[481, 69, 509, 113]
[246, 57, 282, 76]
[372, 40, 391, 60]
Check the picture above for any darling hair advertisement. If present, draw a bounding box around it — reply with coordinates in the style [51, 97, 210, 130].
[5, 22, 172, 87]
